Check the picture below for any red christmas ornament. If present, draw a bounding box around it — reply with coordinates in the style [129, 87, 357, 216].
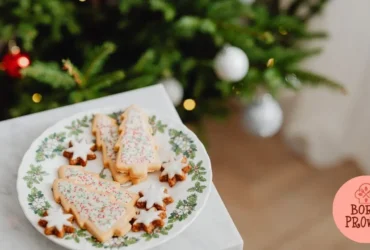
[1, 48, 30, 78]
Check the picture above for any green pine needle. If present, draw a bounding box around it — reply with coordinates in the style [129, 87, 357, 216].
[288, 69, 346, 93]
[82, 42, 116, 81]
[62, 59, 84, 86]
[89, 70, 125, 91]
[149, 0, 175, 21]
[21, 61, 75, 89]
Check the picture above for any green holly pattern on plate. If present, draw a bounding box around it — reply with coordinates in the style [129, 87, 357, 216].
[23, 164, 48, 188]
[188, 161, 207, 182]
[65, 229, 89, 243]
[168, 129, 197, 159]
[86, 236, 139, 248]
[27, 187, 51, 216]
[168, 194, 198, 223]
[65, 115, 90, 138]
[35, 132, 66, 162]
[142, 224, 173, 241]
[149, 115, 167, 135]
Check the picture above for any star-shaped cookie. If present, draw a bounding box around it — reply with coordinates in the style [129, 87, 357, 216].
[38, 207, 74, 238]
[160, 156, 191, 187]
[63, 139, 96, 166]
[136, 185, 173, 211]
[131, 208, 166, 233]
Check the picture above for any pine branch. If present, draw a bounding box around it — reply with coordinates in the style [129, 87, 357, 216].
[89, 70, 125, 91]
[132, 49, 156, 73]
[62, 59, 84, 86]
[298, 30, 327, 40]
[17, 23, 38, 50]
[287, 69, 346, 93]
[82, 42, 116, 82]
[207, 0, 243, 20]
[174, 16, 217, 38]
[125, 75, 157, 89]
[21, 61, 75, 89]
[149, 0, 175, 21]
[270, 47, 321, 65]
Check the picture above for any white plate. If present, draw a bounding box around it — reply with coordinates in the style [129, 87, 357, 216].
[17, 107, 212, 250]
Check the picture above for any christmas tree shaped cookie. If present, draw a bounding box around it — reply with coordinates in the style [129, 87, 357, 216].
[92, 114, 130, 184]
[58, 165, 138, 207]
[53, 179, 135, 242]
[114, 105, 161, 180]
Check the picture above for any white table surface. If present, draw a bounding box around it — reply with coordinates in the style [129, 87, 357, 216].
[0, 84, 243, 250]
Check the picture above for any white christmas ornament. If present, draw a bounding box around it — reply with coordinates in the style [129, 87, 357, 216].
[214, 45, 249, 82]
[243, 94, 283, 137]
[159, 78, 184, 106]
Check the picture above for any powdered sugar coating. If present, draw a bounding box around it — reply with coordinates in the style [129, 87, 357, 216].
[65, 139, 95, 161]
[138, 185, 170, 209]
[134, 208, 163, 226]
[43, 207, 73, 231]
[161, 156, 187, 179]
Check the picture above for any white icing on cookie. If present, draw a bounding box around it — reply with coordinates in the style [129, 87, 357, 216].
[65, 139, 95, 161]
[63, 167, 133, 204]
[118, 107, 157, 165]
[161, 156, 187, 179]
[138, 185, 170, 209]
[95, 115, 118, 162]
[57, 180, 128, 232]
[134, 208, 162, 226]
[43, 207, 73, 231]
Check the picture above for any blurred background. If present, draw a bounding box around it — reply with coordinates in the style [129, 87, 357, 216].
[1, 0, 370, 249]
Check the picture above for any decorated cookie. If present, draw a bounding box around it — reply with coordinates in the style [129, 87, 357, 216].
[114, 105, 161, 179]
[92, 114, 130, 184]
[136, 185, 173, 211]
[58, 165, 138, 207]
[131, 208, 166, 233]
[53, 179, 135, 242]
[160, 156, 191, 187]
[38, 207, 74, 238]
[63, 139, 96, 166]
[130, 175, 148, 185]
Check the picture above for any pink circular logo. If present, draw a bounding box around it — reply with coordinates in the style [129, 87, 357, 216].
[333, 176, 370, 243]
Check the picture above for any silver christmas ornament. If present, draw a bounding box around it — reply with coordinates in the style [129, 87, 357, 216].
[243, 94, 283, 137]
[159, 78, 184, 106]
[214, 45, 249, 82]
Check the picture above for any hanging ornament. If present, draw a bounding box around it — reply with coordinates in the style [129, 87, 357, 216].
[242, 94, 283, 137]
[1, 41, 30, 78]
[214, 45, 249, 82]
[158, 78, 184, 106]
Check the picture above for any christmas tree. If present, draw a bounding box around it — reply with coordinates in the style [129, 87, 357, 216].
[0, 0, 342, 126]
